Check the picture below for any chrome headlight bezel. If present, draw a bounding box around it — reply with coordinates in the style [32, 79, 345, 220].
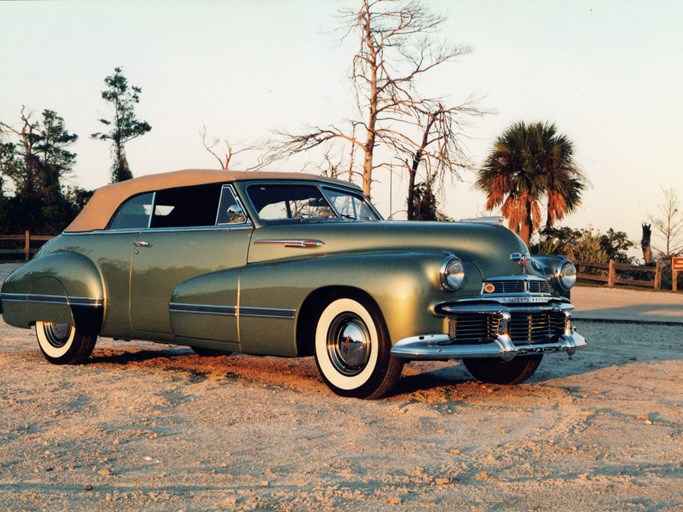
[557, 260, 577, 292]
[440, 255, 465, 291]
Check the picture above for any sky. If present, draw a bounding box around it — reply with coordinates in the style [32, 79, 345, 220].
[1, 0, 682, 254]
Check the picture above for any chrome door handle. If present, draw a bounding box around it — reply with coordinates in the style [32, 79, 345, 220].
[134, 241, 150, 248]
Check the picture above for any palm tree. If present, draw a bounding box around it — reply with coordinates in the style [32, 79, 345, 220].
[476, 121, 584, 245]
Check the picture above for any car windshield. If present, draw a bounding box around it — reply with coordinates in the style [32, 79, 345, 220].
[321, 187, 378, 221]
[246, 184, 380, 222]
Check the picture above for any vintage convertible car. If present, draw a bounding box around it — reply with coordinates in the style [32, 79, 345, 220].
[0, 169, 586, 398]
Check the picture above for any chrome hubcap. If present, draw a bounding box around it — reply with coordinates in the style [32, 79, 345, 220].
[326, 313, 371, 376]
[42, 322, 72, 348]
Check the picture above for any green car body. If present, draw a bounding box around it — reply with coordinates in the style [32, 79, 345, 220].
[0, 169, 586, 398]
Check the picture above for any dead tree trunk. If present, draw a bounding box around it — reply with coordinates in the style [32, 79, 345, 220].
[642, 223, 654, 265]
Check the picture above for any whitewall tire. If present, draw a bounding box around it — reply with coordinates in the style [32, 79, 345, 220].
[35, 321, 97, 365]
[314, 296, 403, 399]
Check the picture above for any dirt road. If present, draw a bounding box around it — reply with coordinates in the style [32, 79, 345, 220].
[1, 264, 681, 511]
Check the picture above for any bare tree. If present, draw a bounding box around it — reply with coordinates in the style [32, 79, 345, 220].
[317, 144, 347, 181]
[384, 99, 481, 218]
[269, 0, 478, 203]
[649, 187, 683, 258]
[1, 107, 40, 198]
[200, 127, 267, 172]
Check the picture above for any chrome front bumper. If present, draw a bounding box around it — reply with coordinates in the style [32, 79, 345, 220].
[390, 298, 587, 361]
[390, 330, 587, 361]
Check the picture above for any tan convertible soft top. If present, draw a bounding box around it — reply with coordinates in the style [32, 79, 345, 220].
[65, 169, 356, 232]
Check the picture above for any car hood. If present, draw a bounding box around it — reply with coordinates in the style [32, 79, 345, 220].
[248, 220, 530, 278]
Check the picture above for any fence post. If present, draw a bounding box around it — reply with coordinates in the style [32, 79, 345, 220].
[607, 259, 615, 287]
[24, 230, 30, 261]
[654, 262, 662, 289]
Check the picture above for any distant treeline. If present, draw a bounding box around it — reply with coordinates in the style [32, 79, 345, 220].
[0, 108, 93, 234]
[1, 67, 151, 235]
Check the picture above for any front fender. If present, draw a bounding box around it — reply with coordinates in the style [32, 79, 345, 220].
[0, 252, 105, 333]
[530, 254, 574, 296]
[238, 251, 483, 355]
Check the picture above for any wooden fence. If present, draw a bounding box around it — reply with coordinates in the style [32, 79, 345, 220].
[0, 231, 53, 261]
[573, 259, 662, 290]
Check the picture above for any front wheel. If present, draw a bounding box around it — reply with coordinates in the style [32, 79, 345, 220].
[314, 296, 403, 399]
[463, 355, 543, 385]
[35, 321, 97, 365]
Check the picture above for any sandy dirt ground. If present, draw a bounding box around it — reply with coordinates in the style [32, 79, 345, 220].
[1, 263, 682, 511]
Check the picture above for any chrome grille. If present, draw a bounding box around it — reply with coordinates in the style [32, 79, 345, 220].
[449, 314, 500, 344]
[509, 312, 566, 344]
[483, 279, 550, 294]
[486, 280, 524, 293]
[528, 280, 550, 293]
[449, 311, 565, 345]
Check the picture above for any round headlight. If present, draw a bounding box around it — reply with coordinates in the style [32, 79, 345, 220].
[440, 256, 465, 291]
[557, 261, 577, 291]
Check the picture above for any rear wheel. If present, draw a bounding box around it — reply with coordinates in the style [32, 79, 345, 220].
[463, 355, 543, 385]
[35, 321, 97, 365]
[314, 295, 403, 399]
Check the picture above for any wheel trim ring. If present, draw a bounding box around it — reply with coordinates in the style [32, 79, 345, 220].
[43, 322, 72, 348]
[36, 321, 76, 358]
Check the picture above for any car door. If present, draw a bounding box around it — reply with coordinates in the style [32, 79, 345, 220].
[129, 184, 251, 338]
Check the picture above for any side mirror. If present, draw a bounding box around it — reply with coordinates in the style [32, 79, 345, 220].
[225, 205, 246, 224]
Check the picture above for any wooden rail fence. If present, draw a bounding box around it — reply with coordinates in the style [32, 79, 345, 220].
[0, 231, 53, 261]
[573, 259, 662, 290]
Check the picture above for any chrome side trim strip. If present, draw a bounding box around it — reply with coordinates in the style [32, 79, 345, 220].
[67, 296, 105, 307]
[254, 239, 325, 249]
[169, 302, 295, 320]
[239, 306, 296, 319]
[169, 303, 237, 316]
[1, 293, 67, 305]
[63, 225, 254, 236]
[0, 293, 103, 307]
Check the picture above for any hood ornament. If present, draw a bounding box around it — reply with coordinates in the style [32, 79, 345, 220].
[510, 252, 530, 273]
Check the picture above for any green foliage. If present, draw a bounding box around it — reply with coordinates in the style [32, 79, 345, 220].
[411, 182, 438, 221]
[571, 230, 609, 263]
[600, 228, 636, 264]
[531, 226, 636, 264]
[0, 109, 89, 234]
[65, 186, 95, 211]
[0, 186, 7, 229]
[1, 109, 77, 195]
[91, 67, 151, 183]
[0, 186, 92, 235]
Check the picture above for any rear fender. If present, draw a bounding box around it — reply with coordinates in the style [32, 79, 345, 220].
[0, 252, 105, 335]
